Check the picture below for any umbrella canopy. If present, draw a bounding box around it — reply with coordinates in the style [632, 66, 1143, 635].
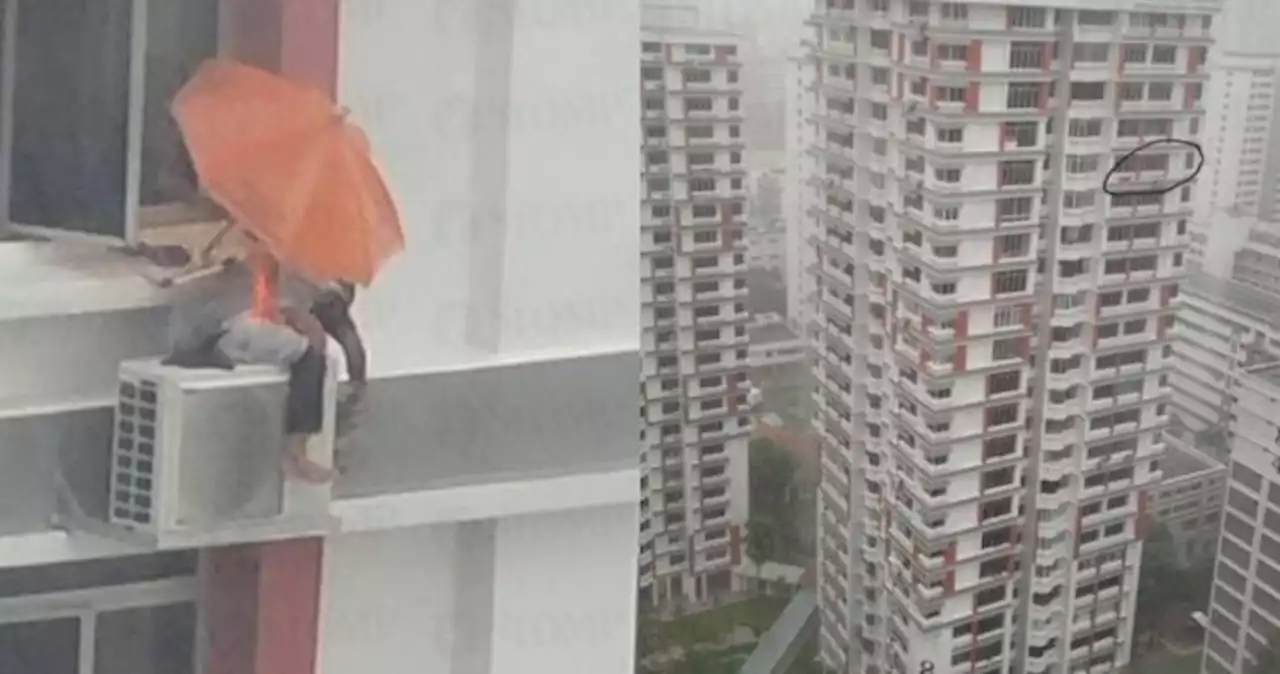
[172, 59, 403, 286]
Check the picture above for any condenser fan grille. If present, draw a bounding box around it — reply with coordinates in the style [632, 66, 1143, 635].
[111, 378, 160, 526]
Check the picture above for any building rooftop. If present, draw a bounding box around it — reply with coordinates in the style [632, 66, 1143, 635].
[1163, 441, 1216, 480]
[640, 4, 745, 37]
[1186, 271, 1280, 333]
[749, 321, 798, 345]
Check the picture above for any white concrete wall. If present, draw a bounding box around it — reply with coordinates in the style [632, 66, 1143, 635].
[318, 502, 640, 674]
[784, 53, 815, 333]
[489, 504, 639, 674]
[338, 0, 640, 376]
[318, 523, 459, 674]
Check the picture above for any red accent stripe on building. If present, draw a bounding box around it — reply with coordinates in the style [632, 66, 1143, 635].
[205, 540, 325, 674]
[205, 546, 260, 674]
[206, 3, 338, 672]
[1137, 491, 1152, 538]
[219, 0, 340, 100]
[954, 310, 968, 338]
[967, 39, 982, 71]
[280, 0, 341, 99]
[964, 82, 980, 112]
[256, 539, 325, 674]
[954, 344, 967, 372]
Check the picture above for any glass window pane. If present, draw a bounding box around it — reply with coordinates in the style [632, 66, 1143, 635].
[140, 0, 217, 209]
[94, 602, 196, 674]
[11, 0, 132, 236]
[0, 618, 80, 674]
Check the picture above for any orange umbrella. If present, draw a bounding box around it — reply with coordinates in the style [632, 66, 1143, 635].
[172, 59, 403, 286]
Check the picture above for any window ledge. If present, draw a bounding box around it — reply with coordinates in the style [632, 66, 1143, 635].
[0, 240, 180, 320]
[0, 467, 638, 571]
[0, 219, 245, 321]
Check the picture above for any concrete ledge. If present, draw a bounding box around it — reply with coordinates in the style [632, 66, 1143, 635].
[332, 466, 638, 533]
[0, 466, 638, 569]
[0, 346, 640, 538]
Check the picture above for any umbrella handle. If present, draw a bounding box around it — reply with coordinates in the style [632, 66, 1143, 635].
[199, 221, 236, 265]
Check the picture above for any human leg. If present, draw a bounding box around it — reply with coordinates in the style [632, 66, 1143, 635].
[219, 315, 334, 483]
[283, 345, 335, 483]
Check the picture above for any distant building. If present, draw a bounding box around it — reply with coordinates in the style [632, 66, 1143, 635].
[640, 15, 753, 608]
[1201, 360, 1280, 674]
[1172, 272, 1280, 446]
[748, 315, 807, 368]
[783, 48, 817, 335]
[1233, 227, 1280, 294]
[1151, 436, 1227, 565]
[805, 1, 1219, 673]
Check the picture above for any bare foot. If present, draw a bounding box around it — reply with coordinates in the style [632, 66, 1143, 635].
[283, 447, 337, 484]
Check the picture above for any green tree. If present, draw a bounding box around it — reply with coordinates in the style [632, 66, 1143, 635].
[749, 437, 800, 555]
[636, 606, 666, 668]
[665, 605, 725, 674]
[750, 438, 798, 509]
[1180, 557, 1217, 611]
[1136, 524, 1181, 649]
[745, 516, 781, 594]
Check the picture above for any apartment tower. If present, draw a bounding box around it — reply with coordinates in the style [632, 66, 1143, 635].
[640, 18, 753, 608]
[1201, 362, 1280, 674]
[804, 1, 1217, 673]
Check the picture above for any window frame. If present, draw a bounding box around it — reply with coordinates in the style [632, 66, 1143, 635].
[0, 0, 209, 245]
[0, 572, 198, 673]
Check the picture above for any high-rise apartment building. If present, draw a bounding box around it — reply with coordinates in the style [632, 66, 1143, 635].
[0, 0, 641, 671]
[640, 20, 753, 607]
[1201, 362, 1280, 674]
[786, 48, 820, 333]
[1187, 0, 1280, 272]
[1195, 52, 1280, 221]
[1232, 227, 1280, 293]
[1170, 271, 1280, 445]
[803, 1, 1218, 673]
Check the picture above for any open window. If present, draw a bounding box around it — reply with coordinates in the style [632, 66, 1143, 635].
[0, 0, 220, 244]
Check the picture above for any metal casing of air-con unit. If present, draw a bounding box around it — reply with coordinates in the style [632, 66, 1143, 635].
[105, 357, 338, 549]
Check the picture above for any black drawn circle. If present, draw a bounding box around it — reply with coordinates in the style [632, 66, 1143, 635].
[1102, 137, 1204, 197]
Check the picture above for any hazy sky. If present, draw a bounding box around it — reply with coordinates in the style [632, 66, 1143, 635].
[645, 0, 813, 49]
[1215, 0, 1280, 55]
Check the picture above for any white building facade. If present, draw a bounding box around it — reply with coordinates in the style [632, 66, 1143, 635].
[1188, 50, 1280, 271]
[1195, 52, 1280, 221]
[640, 22, 753, 607]
[1171, 272, 1280, 442]
[803, 1, 1217, 673]
[786, 49, 819, 334]
[0, 0, 642, 673]
[1201, 363, 1280, 674]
